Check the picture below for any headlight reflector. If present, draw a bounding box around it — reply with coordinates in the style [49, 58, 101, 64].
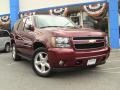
[56, 37, 69, 44]
[54, 37, 70, 48]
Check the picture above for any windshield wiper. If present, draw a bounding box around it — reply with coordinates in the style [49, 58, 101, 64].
[40, 25, 78, 29]
[40, 26, 63, 28]
[64, 22, 73, 27]
[63, 22, 77, 29]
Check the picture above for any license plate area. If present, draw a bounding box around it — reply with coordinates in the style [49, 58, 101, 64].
[87, 59, 96, 66]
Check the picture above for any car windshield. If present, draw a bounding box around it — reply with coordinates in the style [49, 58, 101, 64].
[35, 15, 76, 28]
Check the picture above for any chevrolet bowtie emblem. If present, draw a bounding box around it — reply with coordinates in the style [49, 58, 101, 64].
[89, 40, 96, 43]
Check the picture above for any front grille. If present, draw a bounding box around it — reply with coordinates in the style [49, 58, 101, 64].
[73, 37, 104, 40]
[74, 42, 104, 50]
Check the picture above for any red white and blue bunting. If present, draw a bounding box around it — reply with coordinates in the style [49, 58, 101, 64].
[83, 3, 107, 19]
[0, 16, 10, 25]
[49, 7, 68, 16]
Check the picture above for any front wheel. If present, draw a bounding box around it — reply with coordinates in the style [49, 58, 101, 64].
[32, 48, 51, 77]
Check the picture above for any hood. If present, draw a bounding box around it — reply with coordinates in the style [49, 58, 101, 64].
[38, 27, 106, 37]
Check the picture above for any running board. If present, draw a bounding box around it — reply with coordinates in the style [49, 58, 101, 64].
[18, 53, 32, 61]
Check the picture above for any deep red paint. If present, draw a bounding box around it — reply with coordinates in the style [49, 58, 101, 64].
[11, 15, 110, 69]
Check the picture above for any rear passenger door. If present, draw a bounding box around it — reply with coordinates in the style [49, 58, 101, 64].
[15, 18, 26, 53]
[2, 31, 10, 45]
[0, 31, 10, 50]
[0, 31, 4, 50]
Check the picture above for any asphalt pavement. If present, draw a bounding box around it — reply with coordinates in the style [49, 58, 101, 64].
[0, 49, 120, 90]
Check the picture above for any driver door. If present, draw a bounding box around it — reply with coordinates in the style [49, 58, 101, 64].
[21, 17, 35, 57]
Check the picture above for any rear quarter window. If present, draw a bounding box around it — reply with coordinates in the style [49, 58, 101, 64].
[0, 31, 2, 37]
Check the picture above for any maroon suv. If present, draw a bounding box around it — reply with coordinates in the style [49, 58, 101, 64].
[11, 15, 110, 77]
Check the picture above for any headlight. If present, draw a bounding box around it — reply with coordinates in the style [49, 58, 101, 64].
[56, 37, 69, 44]
[52, 37, 70, 48]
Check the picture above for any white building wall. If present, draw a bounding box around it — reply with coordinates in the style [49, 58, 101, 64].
[19, 0, 105, 12]
[0, 0, 10, 15]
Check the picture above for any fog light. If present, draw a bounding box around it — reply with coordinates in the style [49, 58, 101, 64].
[59, 60, 64, 66]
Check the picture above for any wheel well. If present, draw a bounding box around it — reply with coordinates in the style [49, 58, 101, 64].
[33, 42, 46, 50]
[6, 42, 10, 45]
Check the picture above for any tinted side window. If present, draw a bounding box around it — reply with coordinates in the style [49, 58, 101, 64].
[13, 19, 21, 31]
[24, 17, 33, 31]
[0, 31, 9, 37]
[3, 31, 10, 37]
[18, 18, 26, 31]
[0, 31, 2, 37]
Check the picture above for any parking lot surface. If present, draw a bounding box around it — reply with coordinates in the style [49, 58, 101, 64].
[0, 49, 120, 90]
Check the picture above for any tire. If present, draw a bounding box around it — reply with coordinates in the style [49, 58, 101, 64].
[12, 44, 21, 61]
[89, 65, 97, 68]
[32, 48, 51, 77]
[5, 43, 10, 52]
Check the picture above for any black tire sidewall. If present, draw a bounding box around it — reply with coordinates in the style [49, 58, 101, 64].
[12, 44, 20, 61]
[5, 44, 10, 52]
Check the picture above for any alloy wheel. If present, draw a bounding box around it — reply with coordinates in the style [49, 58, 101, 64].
[34, 52, 51, 74]
[5, 44, 10, 52]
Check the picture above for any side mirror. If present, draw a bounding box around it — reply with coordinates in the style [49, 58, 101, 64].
[29, 25, 35, 31]
[25, 24, 35, 31]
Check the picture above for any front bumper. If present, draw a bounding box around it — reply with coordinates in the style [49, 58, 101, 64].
[48, 47, 110, 68]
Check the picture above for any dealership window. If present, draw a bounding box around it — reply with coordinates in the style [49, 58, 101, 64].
[67, 11, 95, 29]
[66, 3, 108, 32]
[82, 12, 94, 28]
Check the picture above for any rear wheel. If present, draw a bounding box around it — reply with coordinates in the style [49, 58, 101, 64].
[12, 44, 21, 61]
[32, 48, 51, 77]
